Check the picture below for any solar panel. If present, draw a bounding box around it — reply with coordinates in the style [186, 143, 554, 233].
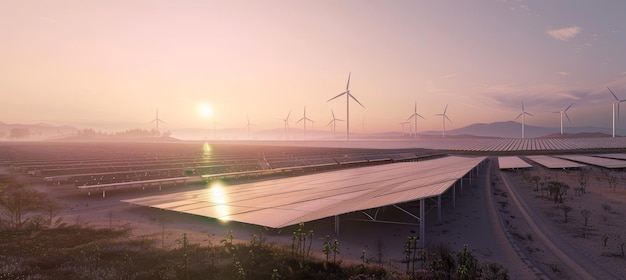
[123, 156, 485, 228]
[498, 156, 532, 169]
[526, 155, 585, 169]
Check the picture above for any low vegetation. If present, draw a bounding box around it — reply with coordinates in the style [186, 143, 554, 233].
[1, 171, 510, 279]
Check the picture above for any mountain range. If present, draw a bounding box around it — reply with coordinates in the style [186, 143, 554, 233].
[0, 121, 620, 140]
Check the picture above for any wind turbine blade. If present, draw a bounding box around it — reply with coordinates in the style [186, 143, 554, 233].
[445, 115, 452, 123]
[327, 92, 347, 102]
[336, 118, 344, 122]
[514, 113, 523, 120]
[406, 115, 414, 121]
[346, 72, 351, 91]
[416, 113, 425, 119]
[608, 87, 619, 101]
[565, 103, 573, 111]
[331, 109, 336, 119]
[525, 112, 534, 117]
[286, 110, 291, 120]
[521, 100, 525, 111]
[327, 120, 333, 127]
[349, 94, 365, 108]
[443, 104, 448, 114]
[564, 112, 572, 124]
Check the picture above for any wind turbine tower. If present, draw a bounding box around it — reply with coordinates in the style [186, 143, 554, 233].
[515, 101, 533, 138]
[406, 101, 425, 139]
[553, 103, 573, 135]
[244, 115, 255, 138]
[327, 72, 365, 141]
[281, 110, 291, 139]
[296, 106, 314, 138]
[608, 87, 626, 138]
[434, 105, 451, 138]
[150, 109, 166, 136]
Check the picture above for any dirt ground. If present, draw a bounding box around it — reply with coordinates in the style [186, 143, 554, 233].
[5, 154, 626, 279]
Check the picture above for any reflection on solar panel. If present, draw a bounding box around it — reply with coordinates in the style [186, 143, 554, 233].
[123, 156, 485, 229]
[526, 155, 586, 169]
[498, 156, 532, 169]
[555, 155, 626, 169]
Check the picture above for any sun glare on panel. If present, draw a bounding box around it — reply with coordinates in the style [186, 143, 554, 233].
[209, 182, 230, 221]
[202, 142, 212, 158]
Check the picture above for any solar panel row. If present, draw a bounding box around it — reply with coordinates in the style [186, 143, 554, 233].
[123, 156, 486, 229]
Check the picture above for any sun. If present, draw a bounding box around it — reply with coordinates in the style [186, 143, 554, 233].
[199, 104, 213, 117]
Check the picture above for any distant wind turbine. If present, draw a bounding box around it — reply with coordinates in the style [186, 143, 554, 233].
[406, 101, 425, 139]
[515, 101, 533, 138]
[552, 103, 573, 135]
[327, 72, 365, 141]
[210, 117, 222, 139]
[280, 110, 291, 138]
[434, 104, 451, 138]
[244, 115, 255, 138]
[608, 87, 626, 138]
[326, 109, 344, 137]
[296, 106, 314, 138]
[150, 109, 166, 136]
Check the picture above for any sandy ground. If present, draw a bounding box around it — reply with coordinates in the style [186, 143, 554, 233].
[9, 156, 626, 278]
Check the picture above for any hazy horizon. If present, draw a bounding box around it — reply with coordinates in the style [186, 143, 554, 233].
[2, 1, 625, 136]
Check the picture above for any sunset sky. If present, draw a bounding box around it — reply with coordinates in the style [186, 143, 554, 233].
[2, 1, 626, 138]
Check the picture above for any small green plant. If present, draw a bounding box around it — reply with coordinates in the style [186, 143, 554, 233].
[332, 239, 340, 263]
[322, 235, 332, 262]
[271, 268, 281, 280]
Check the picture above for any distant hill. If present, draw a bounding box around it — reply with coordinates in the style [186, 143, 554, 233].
[0, 122, 78, 140]
[424, 121, 615, 138]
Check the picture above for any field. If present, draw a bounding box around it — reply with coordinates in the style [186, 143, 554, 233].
[1, 140, 625, 279]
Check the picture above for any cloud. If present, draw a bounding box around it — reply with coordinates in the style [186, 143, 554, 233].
[547, 26, 581, 41]
[440, 73, 456, 79]
[557, 72, 569, 76]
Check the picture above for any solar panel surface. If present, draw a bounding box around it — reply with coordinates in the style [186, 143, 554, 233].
[123, 156, 485, 228]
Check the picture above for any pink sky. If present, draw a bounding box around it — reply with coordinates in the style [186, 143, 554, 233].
[1, 1, 625, 139]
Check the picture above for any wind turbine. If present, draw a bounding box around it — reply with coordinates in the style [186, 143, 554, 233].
[279, 110, 291, 139]
[406, 101, 425, 139]
[608, 87, 626, 138]
[515, 101, 533, 138]
[296, 106, 314, 138]
[552, 103, 573, 135]
[150, 109, 166, 136]
[326, 109, 344, 137]
[434, 104, 451, 138]
[244, 115, 255, 138]
[327, 72, 365, 141]
[210, 117, 222, 139]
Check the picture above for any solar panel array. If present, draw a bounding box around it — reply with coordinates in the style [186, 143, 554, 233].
[395, 137, 626, 152]
[555, 155, 626, 169]
[498, 156, 532, 169]
[1, 143, 442, 189]
[123, 156, 486, 228]
[526, 155, 586, 169]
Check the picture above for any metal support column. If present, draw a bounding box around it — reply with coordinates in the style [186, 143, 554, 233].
[420, 198, 425, 248]
[437, 195, 442, 223]
[452, 183, 456, 208]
